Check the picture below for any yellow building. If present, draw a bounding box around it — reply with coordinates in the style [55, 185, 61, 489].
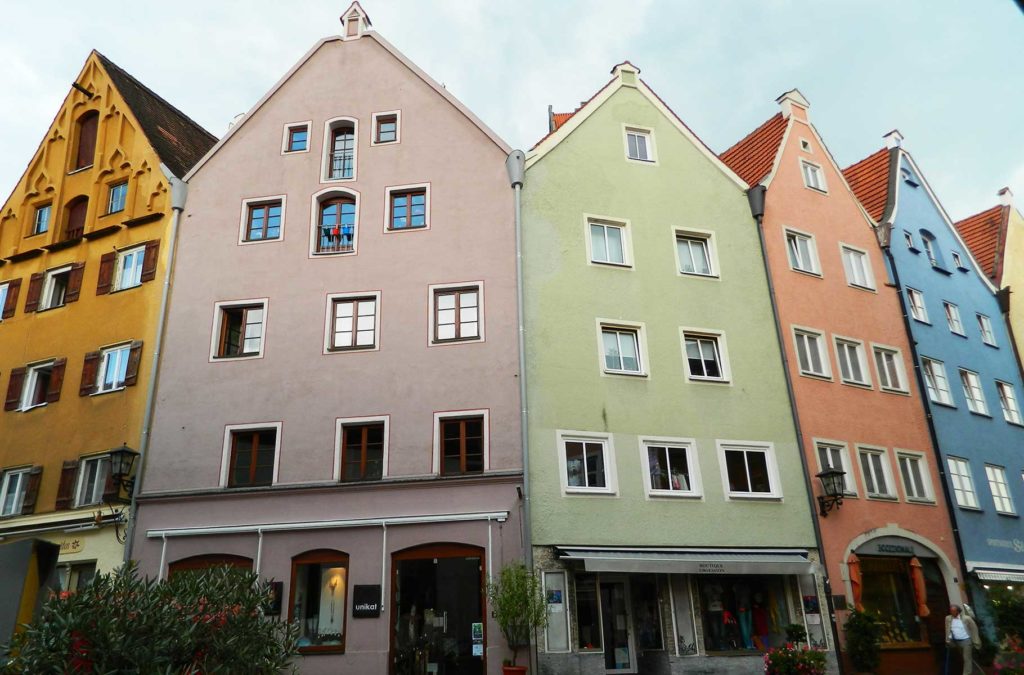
[0, 52, 214, 586]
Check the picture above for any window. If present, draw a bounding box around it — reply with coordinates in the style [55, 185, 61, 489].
[75, 455, 110, 507]
[841, 245, 875, 289]
[721, 444, 777, 497]
[20, 361, 55, 410]
[921, 358, 953, 405]
[114, 246, 145, 291]
[903, 231, 916, 249]
[96, 344, 131, 393]
[921, 237, 937, 265]
[0, 282, 9, 321]
[601, 326, 642, 374]
[41, 266, 72, 310]
[794, 328, 830, 378]
[799, 138, 812, 152]
[213, 302, 266, 359]
[373, 113, 398, 144]
[340, 422, 385, 481]
[543, 571, 570, 652]
[644, 440, 699, 496]
[816, 442, 854, 494]
[329, 295, 378, 351]
[834, 338, 870, 386]
[985, 465, 1015, 515]
[244, 201, 282, 242]
[74, 111, 98, 170]
[947, 457, 979, 508]
[951, 251, 964, 268]
[901, 167, 920, 186]
[858, 448, 894, 499]
[588, 220, 627, 266]
[64, 196, 88, 240]
[0, 468, 30, 516]
[389, 189, 427, 230]
[944, 302, 965, 335]
[33, 204, 50, 235]
[977, 314, 997, 346]
[907, 288, 928, 323]
[575, 574, 602, 650]
[682, 331, 728, 382]
[326, 121, 355, 180]
[432, 286, 481, 343]
[800, 160, 826, 191]
[284, 124, 309, 153]
[290, 550, 349, 653]
[897, 453, 931, 501]
[959, 369, 989, 415]
[676, 233, 714, 276]
[107, 182, 128, 214]
[625, 128, 653, 162]
[57, 562, 96, 592]
[785, 230, 820, 274]
[996, 381, 1023, 425]
[439, 416, 485, 476]
[227, 428, 276, 488]
[562, 436, 611, 492]
[873, 346, 907, 392]
[316, 196, 356, 254]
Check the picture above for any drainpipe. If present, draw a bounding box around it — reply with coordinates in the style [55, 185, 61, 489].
[746, 185, 844, 672]
[122, 165, 188, 564]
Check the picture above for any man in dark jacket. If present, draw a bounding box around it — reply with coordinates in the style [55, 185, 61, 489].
[945, 604, 980, 674]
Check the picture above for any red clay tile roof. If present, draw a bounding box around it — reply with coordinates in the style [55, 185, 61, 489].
[552, 112, 574, 131]
[719, 113, 787, 186]
[842, 148, 892, 222]
[531, 76, 615, 150]
[955, 204, 1009, 282]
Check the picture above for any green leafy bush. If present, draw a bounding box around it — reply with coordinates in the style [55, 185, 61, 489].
[990, 588, 1024, 642]
[763, 643, 827, 675]
[486, 562, 548, 666]
[3, 563, 298, 674]
[844, 610, 882, 673]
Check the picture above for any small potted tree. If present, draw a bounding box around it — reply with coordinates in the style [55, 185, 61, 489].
[844, 610, 882, 674]
[487, 561, 548, 675]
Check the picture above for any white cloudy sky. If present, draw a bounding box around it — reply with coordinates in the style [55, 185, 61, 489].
[1, 1, 1021, 219]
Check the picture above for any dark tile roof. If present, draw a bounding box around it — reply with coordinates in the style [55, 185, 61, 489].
[842, 148, 892, 222]
[955, 204, 1009, 282]
[95, 52, 217, 178]
[719, 113, 788, 186]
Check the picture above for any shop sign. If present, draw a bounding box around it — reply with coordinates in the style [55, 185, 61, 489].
[697, 562, 726, 574]
[986, 537, 1024, 554]
[59, 539, 84, 555]
[352, 584, 382, 618]
[856, 536, 935, 558]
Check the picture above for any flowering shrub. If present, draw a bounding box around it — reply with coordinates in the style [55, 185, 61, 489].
[995, 636, 1024, 675]
[763, 643, 828, 675]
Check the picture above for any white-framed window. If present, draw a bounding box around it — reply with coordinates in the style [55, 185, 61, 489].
[834, 337, 871, 387]
[542, 571, 571, 652]
[558, 431, 616, 495]
[107, 181, 128, 214]
[0, 468, 31, 516]
[210, 299, 268, 361]
[921, 236, 938, 266]
[921, 357, 953, 406]
[977, 314, 997, 346]
[681, 329, 730, 382]
[903, 230, 916, 250]
[41, 265, 72, 310]
[907, 288, 928, 323]
[429, 282, 484, 345]
[951, 251, 964, 269]
[0, 282, 9, 320]
[815, 441, 855, 495]
[281, 121, 311, 154]
[947, 457, 979, 508]
[219, 422, 282, 488]
[114, 246, 145, 291]
[33, 204, 51, 235]
[675, 230, 716, 277]
[624, 126, 655, 163]
[718, 441, 780, 499]
[75, 454, 111, 507]
[896, 452, 932, 502]
[793, 327, 830, 378]
[943, 302, 965, 335]
[321, 117, 358, 182]
[985, 465, 1016, 515]
[371, 110, 401, 146]
[996, 381, 1023, 425]
[858, 447, 895, 499]
[96, 344, 131, 393]
[598, 321, 646, 376]
[641, 437, 701, 498]
[784, 229, 820, 275]
[20, 360, 55, 410]
[840, 245, 875, 290]
[959, 369, 989, 415]
[587, 218, 630, 266]
[800, 160, 827, 192]
[873, 345, 908, 393]
[325, 291, 380, 353]
[334, 415, 389, 482]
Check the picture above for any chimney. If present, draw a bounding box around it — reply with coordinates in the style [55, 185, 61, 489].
[547, 105, 554, 133]
[775, 89, 810, 120]
[610, 61, 640, 86]
[884, 129, 904, 149]
[998, 187, 1014, 207]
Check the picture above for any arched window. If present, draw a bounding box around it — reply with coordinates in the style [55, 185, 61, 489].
[290, 549, 350, 653]
[326, 122, 355, 180]
[64, 196, 89, 241]
[74, 111, 99, 170]
[919, 230, 944, 268]
[317, 195, 357, 254]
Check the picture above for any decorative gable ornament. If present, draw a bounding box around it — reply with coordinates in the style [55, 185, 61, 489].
[340, 1, 371, 40]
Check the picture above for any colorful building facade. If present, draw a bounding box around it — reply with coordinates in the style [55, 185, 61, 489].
[845, 133, 1024, 636]
[129, 5, 523, 674]
[721, 92, 962, 674]
[0, 52, 213, 586]
[522, 63, 832, 675]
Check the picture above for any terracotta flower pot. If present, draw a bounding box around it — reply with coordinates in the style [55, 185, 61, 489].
[501, 666, 528, 675]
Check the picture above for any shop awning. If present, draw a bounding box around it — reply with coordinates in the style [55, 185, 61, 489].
[975, 570, 1024, 584]
[557, 547, 815, 575]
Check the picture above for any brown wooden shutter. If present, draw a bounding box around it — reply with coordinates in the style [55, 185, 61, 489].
[102, 469, 120, 503]
[24, 273, 44, 313]
[5, 367, 26, 411]
[55, 460, 80, 511]
[140, 239, 160, 282]
[20, 466, 43, 514]
[76, 112, 98, 169]
[124, 341, 144, 387]
[96, 252, 116, 295]
[65, 198, 88, 240]
[45, 358, 67, 403]
[80, 351, 101, 396]
[2, 278, 20, 318]
[64, 262, 85, 303]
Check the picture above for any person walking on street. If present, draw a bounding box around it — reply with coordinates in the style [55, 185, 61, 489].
[945, 604, 980, 675]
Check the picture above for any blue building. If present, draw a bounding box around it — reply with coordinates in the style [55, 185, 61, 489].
[845, 131, 1024, 634]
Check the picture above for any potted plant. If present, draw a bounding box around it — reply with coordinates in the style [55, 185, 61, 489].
[487, 562, 548, 675]
[844, 610, 882, 674]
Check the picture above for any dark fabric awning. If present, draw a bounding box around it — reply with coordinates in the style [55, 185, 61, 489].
[557, 547, 815, 575]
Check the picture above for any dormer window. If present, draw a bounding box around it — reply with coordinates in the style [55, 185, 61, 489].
[323, 119, 356, 181]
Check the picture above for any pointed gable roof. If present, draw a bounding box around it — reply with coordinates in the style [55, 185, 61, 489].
[955, 204, 1010, 282]
[842, 148, 892, 222]
[719, 113, 787, 186]
[95, 52, 217, 178]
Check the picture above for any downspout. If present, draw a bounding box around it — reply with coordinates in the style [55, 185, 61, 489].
[747, 185, 844, 671]
[122, 165, 188, 563]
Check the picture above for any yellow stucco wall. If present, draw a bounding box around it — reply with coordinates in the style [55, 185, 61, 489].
[0, 53, 174, 574]
[1004, 206, 1024, 362]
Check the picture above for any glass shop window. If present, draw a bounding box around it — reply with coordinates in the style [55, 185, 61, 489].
[698, 575, 791, 654]
[291, 550, 349, 653]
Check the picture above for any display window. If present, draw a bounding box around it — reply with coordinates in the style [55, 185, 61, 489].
[290, 549, 350, 653]
[856, 555, 947, 647]
[697, 575, 792, 654]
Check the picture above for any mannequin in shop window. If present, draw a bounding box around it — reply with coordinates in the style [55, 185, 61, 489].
[705, 583, 724, 650]
[753, 592, 770, 650]
[733, 582, 754, 649]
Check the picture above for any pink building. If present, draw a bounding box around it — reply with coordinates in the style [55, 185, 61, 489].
[130, 6, 522, 674]
[722, 92, 962, 674]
